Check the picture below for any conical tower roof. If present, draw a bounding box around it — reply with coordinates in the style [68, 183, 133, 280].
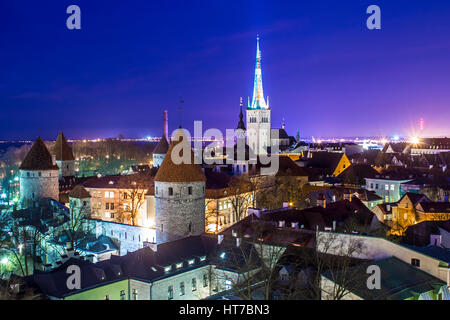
[54, 132, 75, 161]
[19, 137, 59, 171]
[153, 135, 169, 154]
[154, 129, 205, 183]
[69, 185, 91, 199]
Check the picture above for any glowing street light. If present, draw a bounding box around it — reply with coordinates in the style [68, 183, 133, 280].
[411, 137, 420, 144]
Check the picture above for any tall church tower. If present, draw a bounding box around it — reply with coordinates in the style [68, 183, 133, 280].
[247, 35, 271, 155]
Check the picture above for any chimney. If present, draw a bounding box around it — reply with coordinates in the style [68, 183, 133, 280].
[218, 234, 224, 245]
[163, 110, 169, 141]
[317, 193, 326, 208]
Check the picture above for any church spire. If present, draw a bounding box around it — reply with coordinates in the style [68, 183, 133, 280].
[248, 35, 268, 110]
[237, 97, 246, 130]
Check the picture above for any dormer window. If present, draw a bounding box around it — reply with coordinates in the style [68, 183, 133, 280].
[199, 256, 206, 262]
[176, 262, 183, 269]
[164, 266, 172, 273]
[188, 259, 195, 265]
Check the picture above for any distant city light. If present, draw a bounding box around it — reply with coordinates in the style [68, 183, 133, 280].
[411, 137, 420, 144]
[392, 135, 400, 141]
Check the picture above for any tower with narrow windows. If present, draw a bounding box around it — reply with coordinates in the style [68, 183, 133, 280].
[19, 137, 59, 208]
[54, 132, 75, 179]
[153, 128, 206, 244]
[247, 35, 271, 155]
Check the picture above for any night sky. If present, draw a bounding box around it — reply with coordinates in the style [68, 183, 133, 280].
[1, 1, 450, 140]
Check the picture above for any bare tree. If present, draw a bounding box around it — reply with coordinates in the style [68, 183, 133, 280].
[116, 174, 151, 226]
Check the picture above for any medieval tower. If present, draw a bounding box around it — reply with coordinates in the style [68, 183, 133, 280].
[54, 131, 75, 179]
[153, 128, 206, 244]
[19, 137, 59, 208]
[247, 35, 271, 155]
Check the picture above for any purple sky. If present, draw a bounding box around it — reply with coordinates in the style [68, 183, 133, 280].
[0, 0, 449, 140]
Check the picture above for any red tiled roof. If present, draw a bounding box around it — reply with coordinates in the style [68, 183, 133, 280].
[19, 137, 59, 171]
[154, 130, 205, 183]
[54, 132, 74, 161]
[153, 135, 169, 154]
[69, 185, 91, 199]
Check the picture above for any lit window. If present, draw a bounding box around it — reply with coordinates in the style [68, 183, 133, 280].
[105, 192, 109, 198]
[390, 185, 395, 191]
[385, 185, 389, 191]
[120, 290, 126, 300]
[132, 289, 138, 300]
[176, 262, 183, 269]
[110, 192, 114, 198]
[188, 259, 195, 265]
[199, 256, 206, 262]
[164, 266, 172, 273]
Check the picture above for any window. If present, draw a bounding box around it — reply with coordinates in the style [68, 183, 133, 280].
[120, 290, 126, 300]
[376, 184, 379, 189]
[27, 172, 30, 177]
[111, 203, 115, 210]
[180, 282, 185, 296]
[176, 262, 183, 269]
[390, 184, 395, 191]
[106, 203, 110, 210]
[225, 280, 232, 290]
[168, 286, 173, 300]
[105, 192, 110, 198]
[203, 274, 208, 287]
[123, 193, 128, 200]
[105, 295, 110, 300]
[370, 183, 374, 189]
[38, 172, 41, 177]
[411, 258, 420, 267]
[385, 184, 389, 191]
[169, 187, 173, 196]
[132, 289, 138, 300]
[188, 186, 192, 195]
[192, 278, 197, 291]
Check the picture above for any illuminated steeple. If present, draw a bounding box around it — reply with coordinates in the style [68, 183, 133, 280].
[248, 35, 269, 110]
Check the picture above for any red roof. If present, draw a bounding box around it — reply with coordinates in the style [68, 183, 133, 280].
[19, 137, 59, 171]
[154, 129, 205, 183]
[54, 132, 75, 161]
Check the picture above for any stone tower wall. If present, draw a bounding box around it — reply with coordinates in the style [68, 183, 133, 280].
[56, 160, 74, 178]
[154, 181, 205, 244]
[19, 169, 59, 208]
